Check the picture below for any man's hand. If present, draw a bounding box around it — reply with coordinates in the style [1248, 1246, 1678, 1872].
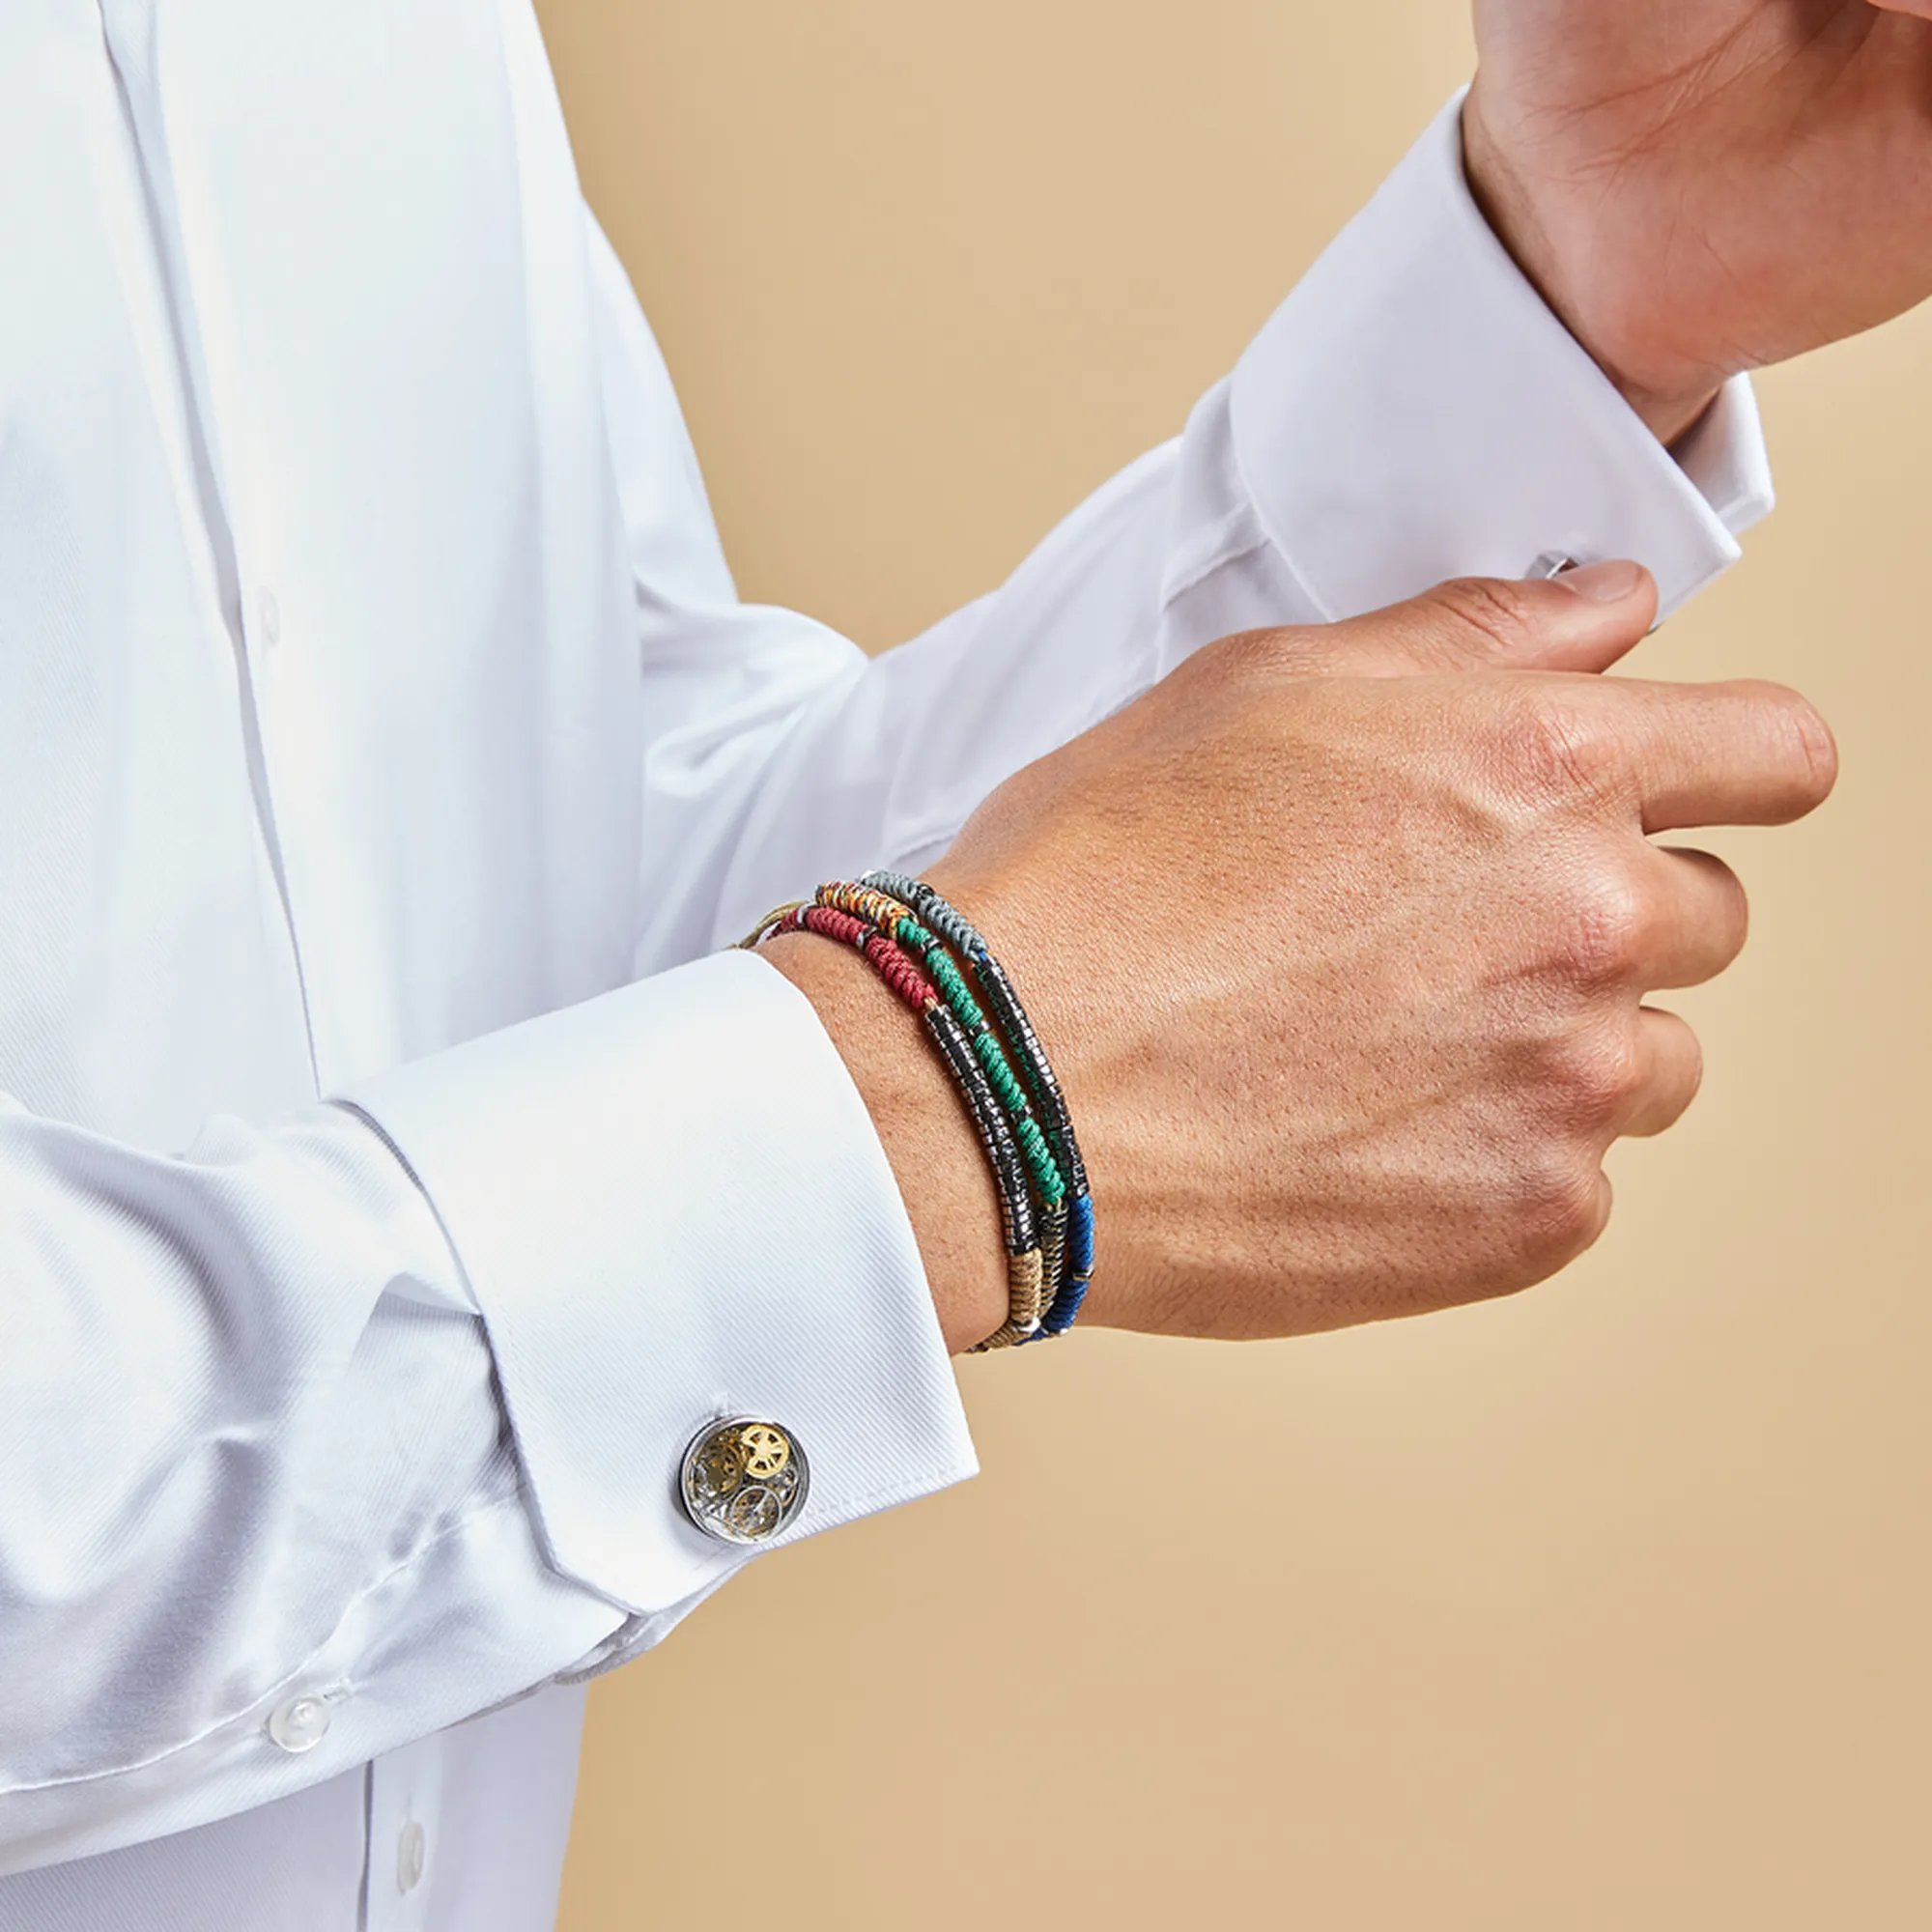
[1463, 1, 1932, 442]
[776, 566, 1836, 1350]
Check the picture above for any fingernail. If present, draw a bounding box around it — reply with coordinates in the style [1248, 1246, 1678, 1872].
[1553, 558, 1645, 603]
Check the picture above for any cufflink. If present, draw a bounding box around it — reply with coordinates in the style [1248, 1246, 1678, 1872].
[679, 1416, 810, 1545]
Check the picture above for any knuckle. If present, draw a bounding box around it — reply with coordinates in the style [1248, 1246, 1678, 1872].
[1505, 1151, 1608, 1276]
[1554, 1021, 1647, 1123]
[1425, 577, 1539, 660]
[1548, 864, 1649, 985]
[1495, 692, 1621, 802]
[1208, 625, 1321, 681]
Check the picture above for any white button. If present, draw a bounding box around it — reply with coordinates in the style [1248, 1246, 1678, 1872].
[397, 1820, 427, 1893]
[258, 586, 281, 648]
[266, 1692, 331, 1753]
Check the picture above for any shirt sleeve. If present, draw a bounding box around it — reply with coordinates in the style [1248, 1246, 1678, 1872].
[0, 960, 974, 1879]
[594, 92, 1775, 961]
[337, 952, 977, 1633]
[0, 1101, 618, 1874]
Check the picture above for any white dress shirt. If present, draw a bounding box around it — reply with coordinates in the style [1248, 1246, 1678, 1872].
[0, 0, 1772, 1924]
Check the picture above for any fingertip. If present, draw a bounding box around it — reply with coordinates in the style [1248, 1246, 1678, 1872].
[1532, 557, 1657, 671]
[1551, 558, 1650, 607]
[1795, 697, 1841, 810]
[1738, 679, 1840, 818]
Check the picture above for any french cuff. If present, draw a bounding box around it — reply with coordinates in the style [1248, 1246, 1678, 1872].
[340, 949, 977, 1616]
[1230, 90, 1776, 627]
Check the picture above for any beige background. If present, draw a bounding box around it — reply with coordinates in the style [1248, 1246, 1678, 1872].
[535, 2, 1932, 1925]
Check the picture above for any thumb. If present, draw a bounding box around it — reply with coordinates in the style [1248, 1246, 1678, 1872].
[1290, 559, 1658, 678]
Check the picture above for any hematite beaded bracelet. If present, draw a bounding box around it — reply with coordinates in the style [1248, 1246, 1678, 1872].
[739, 899, 1047, 1349]
[862, 871, 1094, 1338]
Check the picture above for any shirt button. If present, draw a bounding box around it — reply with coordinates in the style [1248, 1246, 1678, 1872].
[257, 586, 282, 648]
[397, 1820, 427, 1893]
[679, 1417, 810, 1544]
[266, 1692, 331, 1753]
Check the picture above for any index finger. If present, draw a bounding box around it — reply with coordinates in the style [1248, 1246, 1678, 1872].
[1603, 678, 1838, 833]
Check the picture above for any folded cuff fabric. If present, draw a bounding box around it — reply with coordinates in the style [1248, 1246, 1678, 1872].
[1229, 91, 1775, 627]
[342, 949, 978, 1621]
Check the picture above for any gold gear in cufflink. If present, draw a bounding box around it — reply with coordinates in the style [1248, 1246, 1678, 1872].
[680, 1418, 810, 1545]
[739, 1425, 790, 1480]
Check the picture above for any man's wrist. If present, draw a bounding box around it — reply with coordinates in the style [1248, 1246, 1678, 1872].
[763, 931, 1008, 1355]
[1461, 86, 1722, 448]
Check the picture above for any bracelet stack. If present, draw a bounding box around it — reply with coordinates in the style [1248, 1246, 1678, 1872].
[738, 874, 1093, 1351]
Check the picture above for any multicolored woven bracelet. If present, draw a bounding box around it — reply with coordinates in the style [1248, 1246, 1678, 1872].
[808, 880, 1071, 1317]
[740, 877, 1094, 1350]
[862, 871, 1094, 1338]
[740, 899, 1047, 1350]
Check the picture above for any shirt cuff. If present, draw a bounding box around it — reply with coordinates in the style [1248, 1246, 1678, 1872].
[1230, 90, 1776, 626]
[340, 950, 977, 1616]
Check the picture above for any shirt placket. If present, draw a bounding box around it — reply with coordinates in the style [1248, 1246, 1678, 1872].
[365, 1731, 448, 1930]
[94, 0, 322, 1094]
